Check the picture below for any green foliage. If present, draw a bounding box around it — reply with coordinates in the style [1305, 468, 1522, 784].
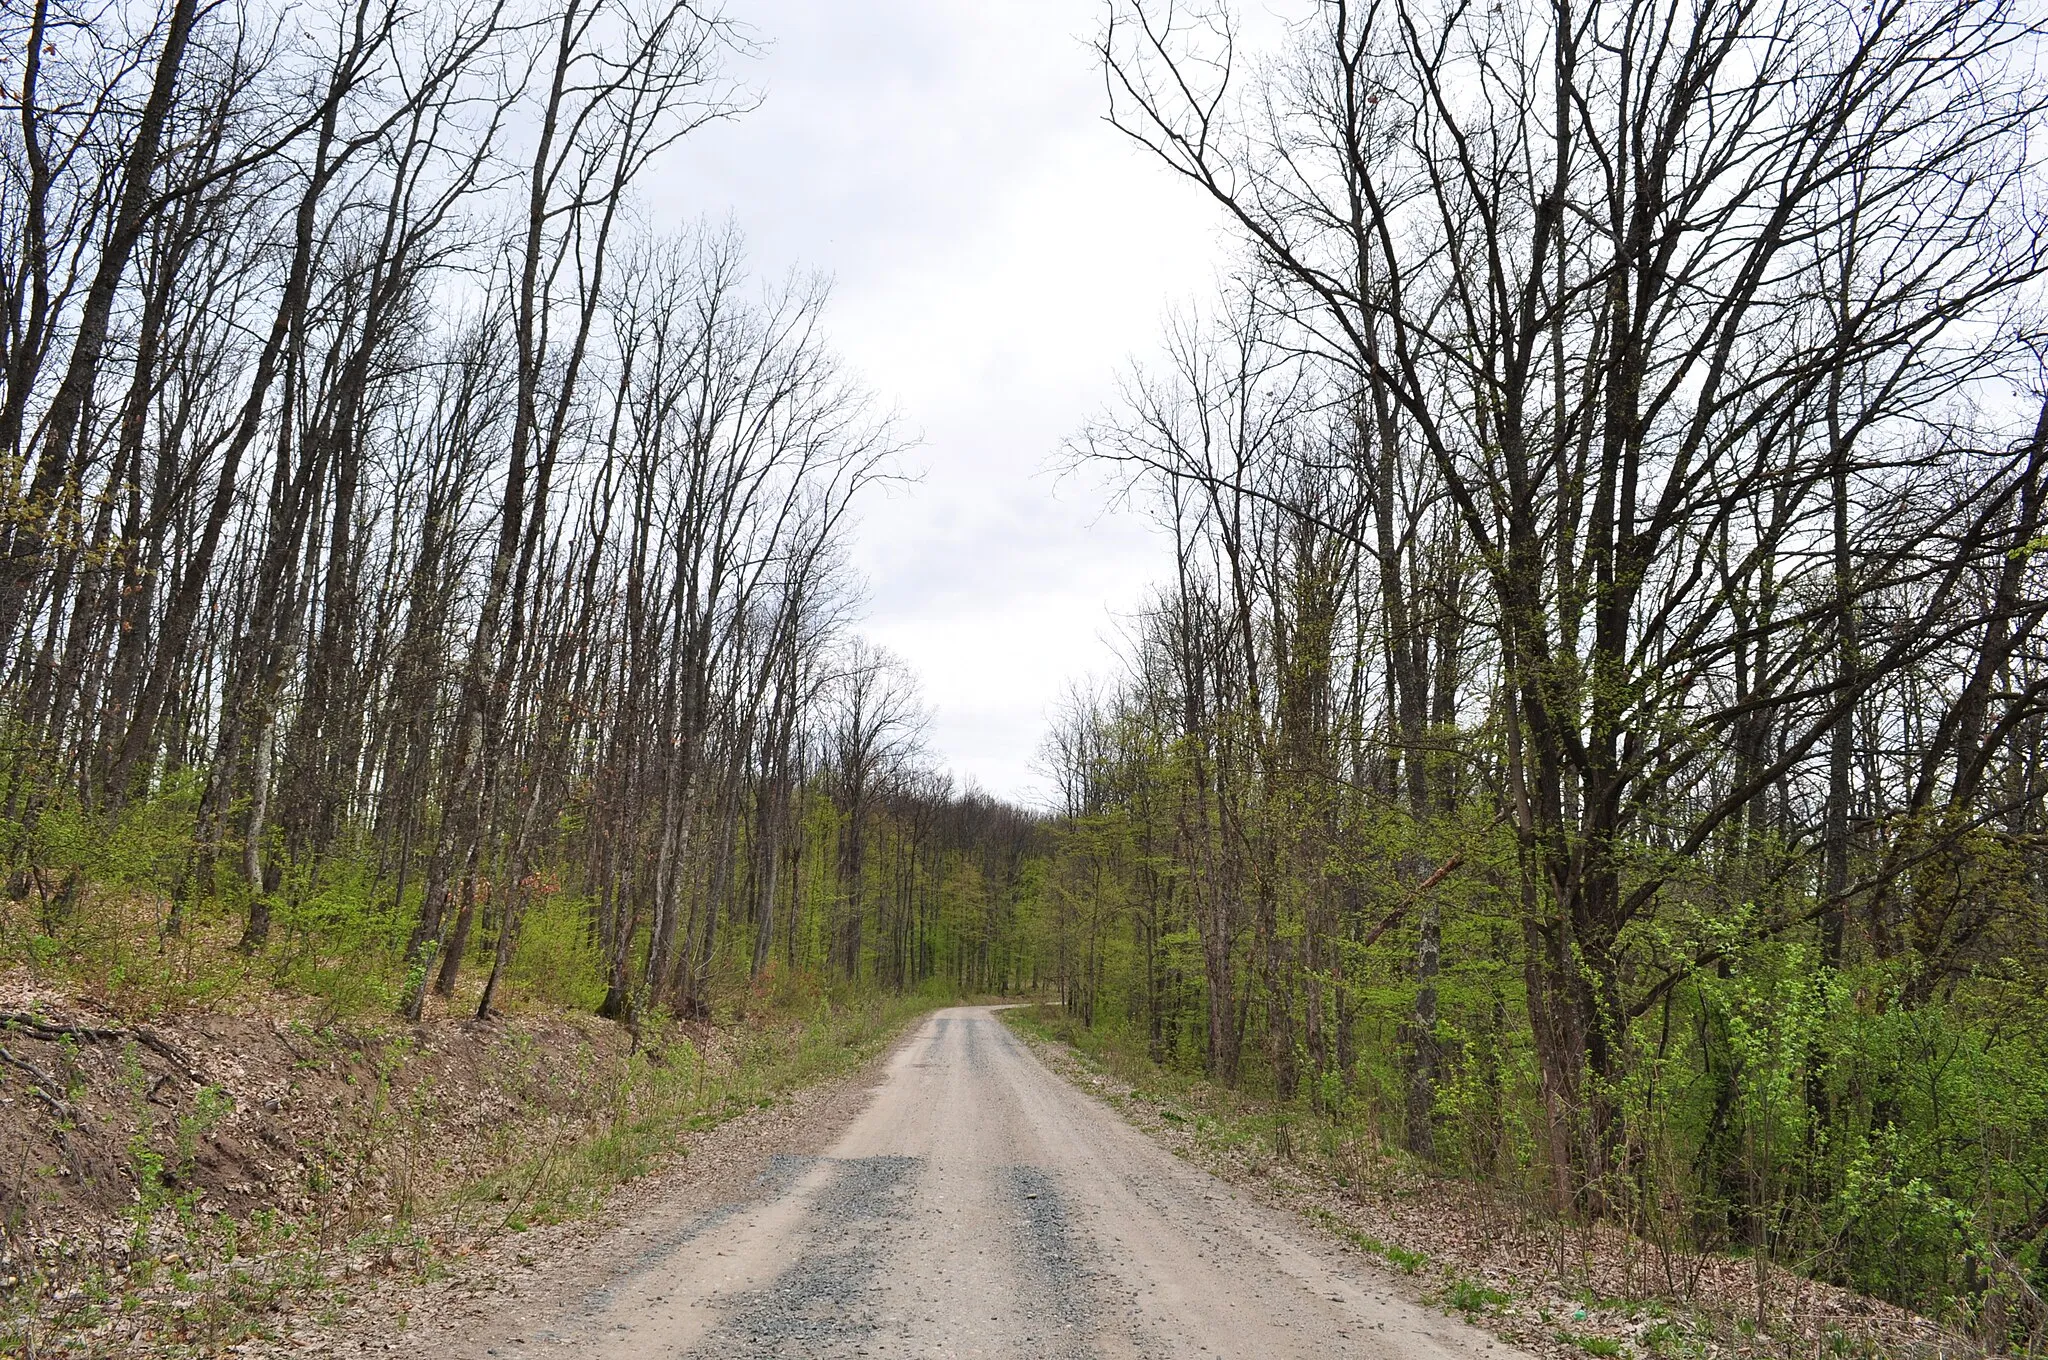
[1834, 1125, 1976, 1311]
[1022, 704, 2048, 1347]
[509, 890, 608, 1011]
[0, 782, 601, 1021]
[1444, 1275, 1511, 1314]
[22, 770, 204, 893]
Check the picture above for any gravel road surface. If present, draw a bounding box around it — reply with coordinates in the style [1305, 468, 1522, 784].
[457, 1005, 1528, 1359]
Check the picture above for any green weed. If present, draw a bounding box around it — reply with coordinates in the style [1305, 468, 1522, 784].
[1444, 1275, 1511, 1314]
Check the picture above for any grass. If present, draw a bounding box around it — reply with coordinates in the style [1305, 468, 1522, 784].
[1556, 1328, 1628, 1356]
[1444, 1274, 1513, 1315]
[1304, 1206, 1430, 1274]
[1639, 1320, 1712, 1358]
[451, 985, 932, 1230]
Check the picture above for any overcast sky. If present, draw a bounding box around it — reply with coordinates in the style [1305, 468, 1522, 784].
[651, 1, 1249, 806]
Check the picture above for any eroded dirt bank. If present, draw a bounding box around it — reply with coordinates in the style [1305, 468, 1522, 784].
[0, 972, 920, 1355]
[0, 985, 648, 1295]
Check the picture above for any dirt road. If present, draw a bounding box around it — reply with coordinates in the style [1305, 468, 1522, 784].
[450, 1006, 1527, 1359]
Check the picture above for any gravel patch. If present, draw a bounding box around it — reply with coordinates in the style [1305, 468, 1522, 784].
[682, 1154, 922, 1358]
[998, 1163, 1095, 1357]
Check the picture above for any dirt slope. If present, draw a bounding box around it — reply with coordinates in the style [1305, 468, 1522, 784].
[0, 978, 632, 1254]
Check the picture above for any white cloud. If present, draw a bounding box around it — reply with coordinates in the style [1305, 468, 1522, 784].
[650, 0, 1234, 803]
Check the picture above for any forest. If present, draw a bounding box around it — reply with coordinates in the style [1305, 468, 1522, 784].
[1029, 0, 2048, 1340]
[2, 0, 2046, 1349]
[0, 0, 1044, 1031]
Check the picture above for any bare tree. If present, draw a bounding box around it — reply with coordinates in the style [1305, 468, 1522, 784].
[824, 640, 927, 981]
[1094, 0, 2048, 1202]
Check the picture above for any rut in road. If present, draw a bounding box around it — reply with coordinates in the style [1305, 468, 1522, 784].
[467, 1007, 1530, 1359]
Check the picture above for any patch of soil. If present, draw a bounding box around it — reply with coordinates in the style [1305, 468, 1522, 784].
[0, 972, 635, 1250]
[0, 968, 686, 1354]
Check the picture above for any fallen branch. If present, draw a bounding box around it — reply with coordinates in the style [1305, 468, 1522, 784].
[132, 1030, 206, 1086]
[0, 1044, 74, 1117]
[0, 1010, 126, 1043]
[0, 1011, 208, 1087]
[1354, 855, 1465, 953]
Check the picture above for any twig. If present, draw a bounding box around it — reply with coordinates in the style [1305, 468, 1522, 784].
[0, 1044, 73, 1117]
[1354, 855, 1465, 953]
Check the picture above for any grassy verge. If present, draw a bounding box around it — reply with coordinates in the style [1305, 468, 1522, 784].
[1004, 1004, 1961, 1360]
[450, 985, 932, 1230]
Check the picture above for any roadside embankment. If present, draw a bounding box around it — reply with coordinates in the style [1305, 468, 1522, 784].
[0, 967, 929, 1357]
